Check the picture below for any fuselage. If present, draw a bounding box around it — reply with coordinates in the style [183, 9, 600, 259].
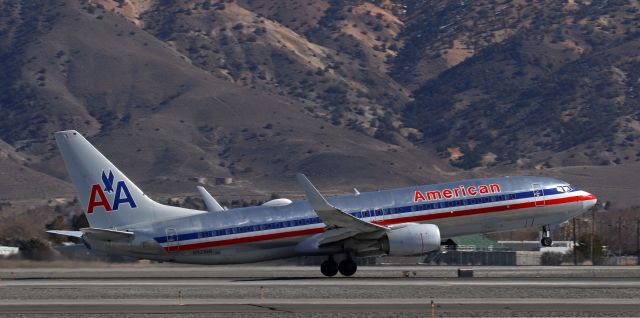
[93, 176, 597, 264]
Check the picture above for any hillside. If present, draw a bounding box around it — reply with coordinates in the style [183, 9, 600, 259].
[0, 0, 450, 204]
[397, 0, 640, 169]
[0, 0, 639, 209]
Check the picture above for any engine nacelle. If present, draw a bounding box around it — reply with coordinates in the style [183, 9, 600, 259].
[381, 223, 441, 256]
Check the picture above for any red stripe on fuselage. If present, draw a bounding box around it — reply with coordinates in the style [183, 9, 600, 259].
[164, 194, 593, 252]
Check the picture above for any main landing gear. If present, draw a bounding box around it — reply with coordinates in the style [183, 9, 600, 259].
[320, 256, 357, 277]
[540, 225, 553, 247]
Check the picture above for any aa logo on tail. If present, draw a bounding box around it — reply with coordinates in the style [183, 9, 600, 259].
[87, 170, 137, 214]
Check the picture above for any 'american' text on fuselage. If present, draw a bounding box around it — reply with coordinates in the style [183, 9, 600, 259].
[414, 184, 501, 202]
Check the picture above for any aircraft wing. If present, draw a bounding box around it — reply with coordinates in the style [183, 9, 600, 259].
[296, 174, 387, 235]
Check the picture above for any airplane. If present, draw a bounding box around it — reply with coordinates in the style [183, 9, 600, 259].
[48, 130, 597, 276]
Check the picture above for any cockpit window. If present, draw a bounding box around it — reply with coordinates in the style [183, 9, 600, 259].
[557, 185, 573, 193]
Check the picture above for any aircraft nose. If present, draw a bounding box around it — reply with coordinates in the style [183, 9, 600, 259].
[582, 192, 598, 210]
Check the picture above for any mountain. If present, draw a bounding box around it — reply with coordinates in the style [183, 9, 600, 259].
[0, 0, 449, 203]
[0, 0, 639, 208]
[396, 0, 640, 169]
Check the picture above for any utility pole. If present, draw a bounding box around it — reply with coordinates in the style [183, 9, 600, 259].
[618, 216, 622, 257]
[618, 217, 622, 256]
[636, 218, 640, 265]
[572, 218, 577, 265]
[590, 209, 595, 265]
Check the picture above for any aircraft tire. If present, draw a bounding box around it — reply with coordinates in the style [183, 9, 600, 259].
[541, 237, 553, 247]
[338, 259, 357, 277]
[320, 259, 338, 277]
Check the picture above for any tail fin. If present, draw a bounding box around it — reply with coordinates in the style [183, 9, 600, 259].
[54, 130, 200, 228]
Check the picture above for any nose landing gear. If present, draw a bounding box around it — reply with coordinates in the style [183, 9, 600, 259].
[541, 225, 553, 247]
[320, 256, 358, 277]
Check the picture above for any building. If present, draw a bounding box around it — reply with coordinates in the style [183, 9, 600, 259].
[498, 241, 575, 254]
[0, 245, 19, 258]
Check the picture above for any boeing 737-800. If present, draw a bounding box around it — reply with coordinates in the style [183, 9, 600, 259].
[49, 130, 597, 276]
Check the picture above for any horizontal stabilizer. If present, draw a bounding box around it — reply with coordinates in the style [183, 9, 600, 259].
[47, 230, 84, 238]
[81, 228, 134, 241]
[48, 228, 134, 241]
[296, 173, 386, 233]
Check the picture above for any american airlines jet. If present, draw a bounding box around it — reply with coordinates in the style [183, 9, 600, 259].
[49, 130, 597, 276]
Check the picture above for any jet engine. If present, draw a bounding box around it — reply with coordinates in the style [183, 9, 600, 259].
[381, 223, 441, 256]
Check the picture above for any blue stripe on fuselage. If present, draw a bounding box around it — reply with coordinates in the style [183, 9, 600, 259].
[154, 187, 572, 244]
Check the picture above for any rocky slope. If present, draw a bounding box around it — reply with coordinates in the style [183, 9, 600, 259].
[0, 0, 639, 207]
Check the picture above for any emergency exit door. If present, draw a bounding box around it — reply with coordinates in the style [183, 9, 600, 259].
[166, 228, 179, 252]
[532, 183, 545, 206]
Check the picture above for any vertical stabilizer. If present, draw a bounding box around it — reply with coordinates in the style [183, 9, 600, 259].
[54, 130, 201, 228]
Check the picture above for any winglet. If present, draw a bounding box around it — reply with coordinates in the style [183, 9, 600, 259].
[296, 173, 335, 212]
[197, 186, 225, 212]
[296, 173, 386, 232]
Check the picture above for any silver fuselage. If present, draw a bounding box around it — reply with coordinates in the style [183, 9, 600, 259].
[90, 176, 596, 264]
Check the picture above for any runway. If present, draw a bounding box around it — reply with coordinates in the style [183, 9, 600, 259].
[1, 266, 639, 317]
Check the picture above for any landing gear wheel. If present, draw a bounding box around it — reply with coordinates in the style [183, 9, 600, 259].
[320, 259, 338, 277]
[338, 259, 357, 277]
[540, 225, 552, 247]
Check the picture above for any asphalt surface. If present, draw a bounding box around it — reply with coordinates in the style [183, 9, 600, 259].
[0, 266, 639, 317]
